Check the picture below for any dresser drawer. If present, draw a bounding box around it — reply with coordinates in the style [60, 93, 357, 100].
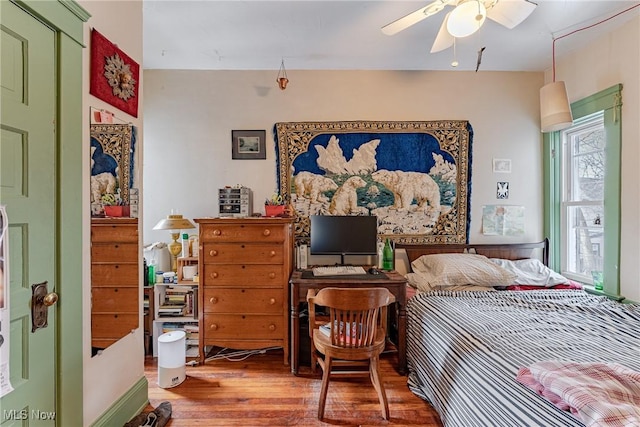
[92, 287, 139, 312]
[91, 243, 138, 262]
[200, 223, 286, 243]
[91, 263, 139, 286]
[201, 264, 284, 286]
[91, 224, 138, 243]
[203, 288, 283, 314]
[203, 314, 283, 340]
[91, 313, 138, 338]
[203, 243, 284, 264]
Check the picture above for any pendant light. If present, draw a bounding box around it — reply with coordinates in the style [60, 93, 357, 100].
[276, 59, 289, 90]
[540, 3, 640, 133]
[539, 36, 572, 133]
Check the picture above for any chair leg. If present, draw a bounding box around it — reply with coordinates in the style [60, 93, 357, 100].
[369, 356, 390, 420]
[318, 356, 332, 419]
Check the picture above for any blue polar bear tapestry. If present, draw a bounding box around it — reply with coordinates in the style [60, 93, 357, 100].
[274, 120, 472, 244]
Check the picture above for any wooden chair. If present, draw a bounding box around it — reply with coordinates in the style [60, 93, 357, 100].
[306, 287, 396, 420]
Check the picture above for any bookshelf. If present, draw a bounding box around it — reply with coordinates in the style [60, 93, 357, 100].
[152, 257, 200, 358]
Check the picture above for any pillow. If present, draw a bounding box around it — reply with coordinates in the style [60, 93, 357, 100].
[410, 253, 517, 288]
[406, 272, 496, 292]
[490, 258, 569, 287]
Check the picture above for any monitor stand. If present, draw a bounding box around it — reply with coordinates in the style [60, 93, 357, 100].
[339, 253, 346, 266]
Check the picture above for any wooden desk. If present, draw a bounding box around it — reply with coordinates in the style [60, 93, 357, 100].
[289, 269, 407, 375]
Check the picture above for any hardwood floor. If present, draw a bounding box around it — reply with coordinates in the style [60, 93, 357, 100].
[143, 348, 443, 426]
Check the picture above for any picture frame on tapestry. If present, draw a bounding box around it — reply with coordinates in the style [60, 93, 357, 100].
[232, 130, 266, 160]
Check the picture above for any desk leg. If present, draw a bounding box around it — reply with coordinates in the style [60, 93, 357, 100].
[397, 303, 407, 375]
[290, 284, 300, 374]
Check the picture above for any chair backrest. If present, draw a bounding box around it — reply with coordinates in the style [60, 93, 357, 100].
[309, 287, 396, 348]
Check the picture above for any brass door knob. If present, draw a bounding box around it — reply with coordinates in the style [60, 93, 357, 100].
[43, 292, 58, 306]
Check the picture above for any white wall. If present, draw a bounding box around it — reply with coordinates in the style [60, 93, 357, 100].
[143, 70, 545, 250]
[80, 1, 145, 425]
[554, 14, 640, 302]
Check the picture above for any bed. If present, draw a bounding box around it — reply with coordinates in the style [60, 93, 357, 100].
[395, 240, 640, 427]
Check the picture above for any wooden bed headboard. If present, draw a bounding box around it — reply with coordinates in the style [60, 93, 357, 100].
[396, 238, 549, 267]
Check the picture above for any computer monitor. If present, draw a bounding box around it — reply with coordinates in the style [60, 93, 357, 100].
[309, 215, 378, 265]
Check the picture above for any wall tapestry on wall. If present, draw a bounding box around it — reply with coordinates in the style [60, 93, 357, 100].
[274, 120, 473, 244]
[90, 29, 139, 117]
[90, 124, 136, 217]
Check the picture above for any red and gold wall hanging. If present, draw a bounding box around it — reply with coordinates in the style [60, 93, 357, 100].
[90, 29, 139, 118]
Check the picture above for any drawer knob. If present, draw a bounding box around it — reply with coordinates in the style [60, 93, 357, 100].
[269, 250, 276, 257]
[269, 272, 276, 279]
[209, 249, 218, 257]
[212, 272, 218, 278]
[209, 297, 218, 304]
[213, 229, 221, 236]
[263, 229, 271, 236]
[210, 324, 218, 331]
[269, 324, 276, 331]
[269, 298, 276, 305]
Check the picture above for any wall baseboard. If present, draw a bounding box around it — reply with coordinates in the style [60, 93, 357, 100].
[90, 376, 149, 427]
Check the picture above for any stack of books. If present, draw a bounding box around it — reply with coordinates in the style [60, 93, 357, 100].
[158, 285, 198, 318]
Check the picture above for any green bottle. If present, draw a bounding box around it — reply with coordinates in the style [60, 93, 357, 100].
[382, 238, 393, 271]
[147, 263, 155, 286]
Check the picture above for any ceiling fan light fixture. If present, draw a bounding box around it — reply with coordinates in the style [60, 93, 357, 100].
[447, 0, 487, 38]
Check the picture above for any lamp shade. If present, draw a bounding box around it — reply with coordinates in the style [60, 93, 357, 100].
[540, 81, 573, 133]
[153, 214, 196, 231]
[447, 0, 487, 38]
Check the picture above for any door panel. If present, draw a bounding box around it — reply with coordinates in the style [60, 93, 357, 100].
[0, 1, 57, 422]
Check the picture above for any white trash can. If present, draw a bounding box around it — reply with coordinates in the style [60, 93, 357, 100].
[157, 330, 186, 388]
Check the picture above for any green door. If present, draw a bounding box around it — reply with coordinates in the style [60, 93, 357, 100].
[1, 0, 58, 423]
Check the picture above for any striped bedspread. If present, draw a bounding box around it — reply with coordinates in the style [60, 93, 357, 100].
[406, 290, 640, 427]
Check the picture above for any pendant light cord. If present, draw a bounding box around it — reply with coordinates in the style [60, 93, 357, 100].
[552, 3, 640, 82]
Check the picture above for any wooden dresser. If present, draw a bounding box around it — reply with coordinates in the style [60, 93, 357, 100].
[195, 217, 294, 365]
[91, 218, 139, 351]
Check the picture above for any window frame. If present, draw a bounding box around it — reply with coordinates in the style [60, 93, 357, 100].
[560, 112, 605, 283]
[544, 83, 623, 297]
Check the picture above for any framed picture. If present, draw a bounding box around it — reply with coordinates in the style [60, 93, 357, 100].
[232, 130, 266, 160]
[493, 158, 512, 173]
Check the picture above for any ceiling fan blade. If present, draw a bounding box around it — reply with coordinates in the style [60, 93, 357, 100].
[382, 0, 450, 36]
[487, 0, 537, 29]
[430, 13, 455, 53]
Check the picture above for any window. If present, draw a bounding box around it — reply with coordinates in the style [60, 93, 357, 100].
[560, 113, 604, 283]
[544, 84, 622, 297]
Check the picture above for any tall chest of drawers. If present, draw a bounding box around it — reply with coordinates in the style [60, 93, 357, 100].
[90, 218, 139, 351]
[195, 218, 294, 365]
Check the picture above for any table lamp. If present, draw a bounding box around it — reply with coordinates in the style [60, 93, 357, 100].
[153, 213, 195, 272]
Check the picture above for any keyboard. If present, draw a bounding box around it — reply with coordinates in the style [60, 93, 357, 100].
[312, 266, 367, 277]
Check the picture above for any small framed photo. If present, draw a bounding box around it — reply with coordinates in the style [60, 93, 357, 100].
[232, 130, 266, 160]
[493, 158, 512, 173]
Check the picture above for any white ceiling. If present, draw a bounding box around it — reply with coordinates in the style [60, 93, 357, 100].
[143, 1, 639, 72]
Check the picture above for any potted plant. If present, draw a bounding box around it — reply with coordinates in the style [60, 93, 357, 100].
[101, 189, 129, 217]
[264, 193, 287, 217]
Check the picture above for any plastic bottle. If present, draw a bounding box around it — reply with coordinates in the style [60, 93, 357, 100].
[377, 240, 385, 269]
[382, 238, 393, 271]
[181, 233, 190, 257]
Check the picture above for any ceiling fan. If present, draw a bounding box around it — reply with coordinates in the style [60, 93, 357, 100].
[382, 0, 537, 53]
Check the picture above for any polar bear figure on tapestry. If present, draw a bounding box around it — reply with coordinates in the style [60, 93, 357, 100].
[329, 176, 368, 215]
[90, 172, 117, 204]
[294, 171, 338, 203]
[371, 169, 441, 212]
